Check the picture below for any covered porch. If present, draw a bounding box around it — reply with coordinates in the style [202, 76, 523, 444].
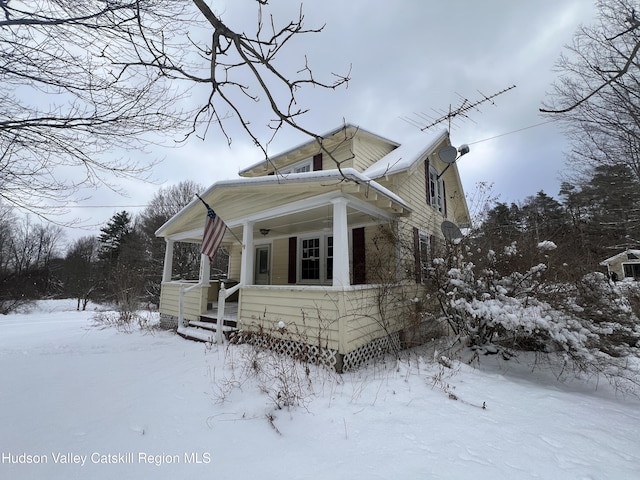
[156, 169, 415, 368]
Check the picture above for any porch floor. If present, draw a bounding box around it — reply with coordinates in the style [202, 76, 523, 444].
[201, 300, 238, 323]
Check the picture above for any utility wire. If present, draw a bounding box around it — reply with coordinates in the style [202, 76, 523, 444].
[467, 119, 559, 145]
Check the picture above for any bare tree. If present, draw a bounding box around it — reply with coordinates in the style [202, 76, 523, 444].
[63, 235, 99, 310]
[1, 1, 349, 216]
[138, 181, 206, 302]
[541, 0, 640, 181]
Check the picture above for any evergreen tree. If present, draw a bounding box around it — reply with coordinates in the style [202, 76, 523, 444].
[98, 211, 133, 266]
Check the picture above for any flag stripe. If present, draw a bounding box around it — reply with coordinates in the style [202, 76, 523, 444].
[201, 207, 227, 260]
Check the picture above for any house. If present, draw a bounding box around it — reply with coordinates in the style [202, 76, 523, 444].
[155, 124, 471, 371]
[600, 249, 640, 280]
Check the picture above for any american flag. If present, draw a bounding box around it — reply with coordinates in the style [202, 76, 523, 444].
[200, 201, 227, 261]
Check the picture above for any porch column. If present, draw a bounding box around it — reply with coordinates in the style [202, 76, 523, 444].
[240, 221, 255, 285]
[199, 254, 211, 285]
[162, 239, 174, 282]
[332, 198, 350, 287]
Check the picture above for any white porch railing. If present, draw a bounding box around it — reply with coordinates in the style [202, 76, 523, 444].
[177, 281, 206, 336]
[215, 281, 242, 343]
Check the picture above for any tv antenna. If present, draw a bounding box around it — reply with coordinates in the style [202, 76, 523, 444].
[402, 84, 516, 131]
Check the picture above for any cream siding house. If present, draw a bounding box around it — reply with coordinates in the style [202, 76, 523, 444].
[601, 249, 640, 280]
[155, 124, 470, 370]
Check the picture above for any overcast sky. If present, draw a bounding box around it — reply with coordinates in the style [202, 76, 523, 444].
[58, 0, 598, 243]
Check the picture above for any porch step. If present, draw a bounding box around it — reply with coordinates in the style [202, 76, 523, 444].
[177, 327, 216, 343]
[189, 320, 237, 332]
[198, 313, 238, 328]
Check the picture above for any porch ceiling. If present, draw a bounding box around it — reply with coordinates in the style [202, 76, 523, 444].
[156, 170, 411, 242]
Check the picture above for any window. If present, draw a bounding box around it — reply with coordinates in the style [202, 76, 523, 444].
[326, 236, 333, 281]
[282, 158, 312, 174]
[413, 228, 431, 283]
[299, 234, 333, 283]
[429, 167, 445, 214]
[418, 231, 431, 283]
[301, 237, 320, 280]
[623, 263, 640, 278]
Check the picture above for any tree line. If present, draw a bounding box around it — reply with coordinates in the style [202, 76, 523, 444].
[0, 181, 228, 313]
[475, 163, 640, 281]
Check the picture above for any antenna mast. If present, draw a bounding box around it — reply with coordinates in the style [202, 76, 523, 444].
[402, 84, 516, 131]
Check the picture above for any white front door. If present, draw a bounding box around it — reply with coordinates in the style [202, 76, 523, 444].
[254, 245, 271, 285]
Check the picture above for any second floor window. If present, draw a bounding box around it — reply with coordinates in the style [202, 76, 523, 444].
[428, 166, 445, 214]
[282, 158, 312, 174]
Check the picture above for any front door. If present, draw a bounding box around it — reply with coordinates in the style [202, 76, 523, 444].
[254, 245, 271, 285]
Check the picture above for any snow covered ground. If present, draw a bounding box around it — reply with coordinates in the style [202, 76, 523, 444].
[1, 299, 639, 480]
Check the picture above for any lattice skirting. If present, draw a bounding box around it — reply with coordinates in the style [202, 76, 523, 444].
[230, 330, 339, 369]
[342, 332, 401, 371]
[159, 313, 178, 330]
[231, 330, 402, 372]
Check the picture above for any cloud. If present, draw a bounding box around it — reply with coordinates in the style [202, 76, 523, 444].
[46, 0, 597, 240]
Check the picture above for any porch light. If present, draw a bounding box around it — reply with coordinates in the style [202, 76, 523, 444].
[259, 228, 270, 236]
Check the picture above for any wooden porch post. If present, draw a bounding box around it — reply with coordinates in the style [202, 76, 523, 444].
[332, 198, 350, 287]
[199, 254, 211, 285]
[240, 221, 255, 285]
[162, 239, 174, 282]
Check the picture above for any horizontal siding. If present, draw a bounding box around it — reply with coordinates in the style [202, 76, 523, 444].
[342, 283, 421, 352]
[353, 136, 397, 172]
[159, 282, 207, 322]
[238, 284, 422, 355]
[239, 286, 341, 351]
[321, 141, 356, 170]
[271, 237, 289, 285]
[227, 244, 242, 280]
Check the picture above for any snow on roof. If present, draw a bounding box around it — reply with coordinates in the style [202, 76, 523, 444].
[239, 123, 399, 175]
[197, 167, 407, 206]
[363, 128, 449, 179]
[155, 168, 411, 237]
[600, 249, 640, 265]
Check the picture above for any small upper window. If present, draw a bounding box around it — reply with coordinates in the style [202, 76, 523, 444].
[282, 158, 312, 174]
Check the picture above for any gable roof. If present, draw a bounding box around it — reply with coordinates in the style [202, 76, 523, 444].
[601, 249, 640, 265]
[238, 123, 399, 176]
[363, 128, 449, 179]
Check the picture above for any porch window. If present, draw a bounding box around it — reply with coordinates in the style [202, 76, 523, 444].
[326, 236, 333, 280]
[299, 235, 333, 283]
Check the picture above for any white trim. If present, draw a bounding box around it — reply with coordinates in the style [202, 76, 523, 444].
[332, 197, 350, 287]
[155, 168, 412, 238]
[240, 221, 255, 285]
[162, 239, 174, 282]
[226, 191, 396, 230]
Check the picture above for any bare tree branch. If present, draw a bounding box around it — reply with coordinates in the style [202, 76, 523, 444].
[1, 0, 350, 219]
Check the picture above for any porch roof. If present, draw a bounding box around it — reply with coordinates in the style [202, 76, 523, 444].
[155, 168, 412, 242]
